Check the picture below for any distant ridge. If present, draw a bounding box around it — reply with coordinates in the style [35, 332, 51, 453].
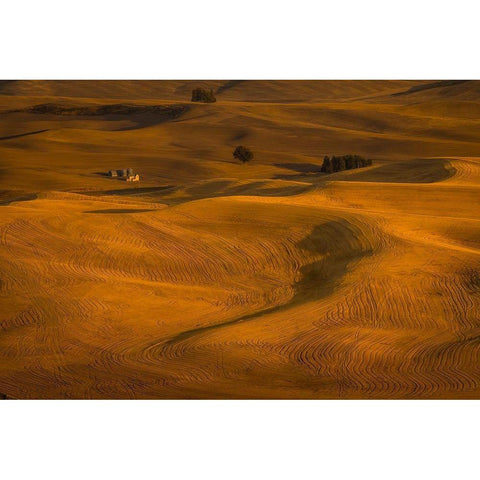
[392, 80, 470, 96]
[0, 80, 429, 103]
[216, 80, 245, 95]
[11, 103, 188, 118]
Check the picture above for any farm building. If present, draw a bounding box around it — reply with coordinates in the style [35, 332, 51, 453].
[107, 168, 139, 181]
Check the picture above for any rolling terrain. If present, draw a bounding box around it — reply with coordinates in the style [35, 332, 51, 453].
[1, 80, 480, 398]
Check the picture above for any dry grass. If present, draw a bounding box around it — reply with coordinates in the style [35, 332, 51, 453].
[1, 80, 480, 398]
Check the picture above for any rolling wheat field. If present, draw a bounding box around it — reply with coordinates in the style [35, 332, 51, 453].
[1, 80, 480, 399]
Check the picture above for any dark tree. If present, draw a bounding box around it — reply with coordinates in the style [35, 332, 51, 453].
[331, 156, 338, 172]
[233, 146, 254, 163]
[331, 155, 346, 172]
[191, 88, 216, 103]
[321, 156, 333, 173]
[322, 154, 372, 174]
[344, 155, 354, 170]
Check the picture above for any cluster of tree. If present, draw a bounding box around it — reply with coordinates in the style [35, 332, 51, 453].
[321, 154, 372, 173]
[233, 146, 254, 163]
[191, 88, 217, 103]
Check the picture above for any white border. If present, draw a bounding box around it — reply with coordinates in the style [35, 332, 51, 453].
[2, 0, 479, 79]
[1, 2, 479, 479]
[1, 400, 478, 480]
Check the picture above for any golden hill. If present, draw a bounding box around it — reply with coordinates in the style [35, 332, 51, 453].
[1, 80, 480, 398]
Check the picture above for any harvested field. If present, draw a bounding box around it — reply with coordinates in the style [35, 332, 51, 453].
[1, 80, 480, 398]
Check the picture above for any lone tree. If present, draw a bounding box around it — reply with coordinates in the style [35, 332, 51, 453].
[233, 146, 253, 163]
[191, 88, 216, 103]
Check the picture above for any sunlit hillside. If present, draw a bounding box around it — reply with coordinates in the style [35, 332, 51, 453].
[1, 80, 480, 398]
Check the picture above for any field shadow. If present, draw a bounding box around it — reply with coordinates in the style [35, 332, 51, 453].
[163, 219, 373, 346]
[295, 221, 373, 302]
[170, 180, 313, 206]
[84, 209, 156, 214]
[341, 158, 456, 184]
[274, 162, 325, 181]
[0, 129, 50, 141]
[0, 192, 38, 206]
[7, 104, 190, 132]
[82, 186, 175, 197]
[85, 180, 312, 207]
[275, 162, 323, 174]
[231, 130, 248, 141]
